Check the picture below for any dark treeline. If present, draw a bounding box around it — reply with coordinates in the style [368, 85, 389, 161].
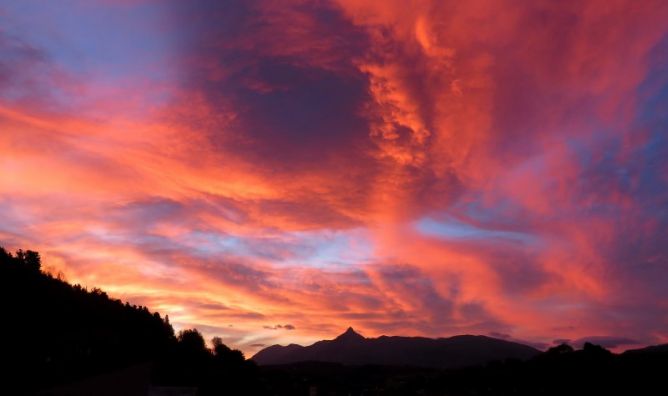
[152, 330, 259, 395]
[260, 342, 668, 395]
[1, 245, 667, 395]
[0, 246, 257, 395]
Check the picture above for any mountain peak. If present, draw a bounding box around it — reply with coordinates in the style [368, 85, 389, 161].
[252, 330, 541, 367]
[335, 327, 364, 342]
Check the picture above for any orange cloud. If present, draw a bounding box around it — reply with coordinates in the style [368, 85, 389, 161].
[1, 0, 667, 354]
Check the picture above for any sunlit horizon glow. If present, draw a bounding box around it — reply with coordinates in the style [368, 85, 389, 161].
[1, 0, 668, 355]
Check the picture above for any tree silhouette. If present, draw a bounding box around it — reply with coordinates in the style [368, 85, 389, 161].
[14, 249, 41, 271]
[212, 336, 246, 365]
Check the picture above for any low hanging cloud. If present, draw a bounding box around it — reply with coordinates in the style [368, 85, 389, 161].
[264, 324, 296, 331]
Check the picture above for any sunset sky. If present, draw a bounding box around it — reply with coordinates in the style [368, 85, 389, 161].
[1, 0, 667, 354]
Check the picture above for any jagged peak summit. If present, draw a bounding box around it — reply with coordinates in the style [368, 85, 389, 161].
[335, 327, 365, 342]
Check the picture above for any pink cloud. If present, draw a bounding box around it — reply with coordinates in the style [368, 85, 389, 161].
[1, 0, 667, 354]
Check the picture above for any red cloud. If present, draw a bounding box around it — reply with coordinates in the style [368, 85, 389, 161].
[1, 0, 667, 353]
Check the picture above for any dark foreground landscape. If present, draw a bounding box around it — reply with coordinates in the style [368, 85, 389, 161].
[2, 246, 667, 396]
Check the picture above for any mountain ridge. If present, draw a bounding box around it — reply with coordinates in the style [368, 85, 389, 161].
[252, 328, 541, 368]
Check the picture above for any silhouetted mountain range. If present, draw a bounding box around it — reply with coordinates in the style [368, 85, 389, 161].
[3, 244, 668, 395]
[252, 327, 540, 368]
[623, 343, 668, 355]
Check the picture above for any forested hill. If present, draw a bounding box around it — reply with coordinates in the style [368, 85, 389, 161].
[0, 245, 257, 395]
[0, 246, 175, 390]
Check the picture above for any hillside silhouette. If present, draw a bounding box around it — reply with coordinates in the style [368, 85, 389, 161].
[253, 327, 540, 367]
[2, 245, 667, 395]
[0, 246, 256, 395]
